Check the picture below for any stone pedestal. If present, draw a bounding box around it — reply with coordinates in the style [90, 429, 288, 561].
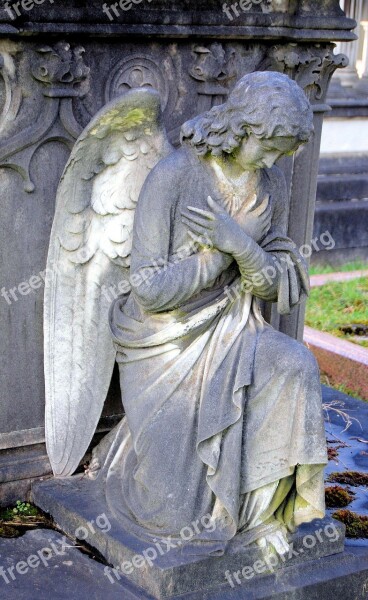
[32, 476, 347, 600]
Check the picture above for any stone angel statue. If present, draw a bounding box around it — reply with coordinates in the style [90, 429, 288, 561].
[44, 71, 327, 555]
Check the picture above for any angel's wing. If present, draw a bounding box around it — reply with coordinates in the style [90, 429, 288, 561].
[44, 88, 173, 477]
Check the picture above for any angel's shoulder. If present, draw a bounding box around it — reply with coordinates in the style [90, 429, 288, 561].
[263, 165, 287, 209]
[138, 148, 192, 206]
[149, 148, 191, 181]
[265, 165, 287, 193]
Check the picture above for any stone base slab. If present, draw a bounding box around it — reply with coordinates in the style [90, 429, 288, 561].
[32, 476, 345, 599]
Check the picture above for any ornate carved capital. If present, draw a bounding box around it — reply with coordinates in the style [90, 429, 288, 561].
[263, 44, 348, 103]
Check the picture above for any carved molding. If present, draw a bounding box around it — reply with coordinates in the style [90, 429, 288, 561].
[0, 42, 90, 193]
[105, 55, 177, 113]
[189, 43, 238, 111]
[0, 0, 354, 41]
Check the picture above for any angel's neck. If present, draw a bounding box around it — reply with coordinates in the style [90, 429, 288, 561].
[208, 156, 259, 190]
[207, 154, 248, 181]
[205, 157, 261, 216]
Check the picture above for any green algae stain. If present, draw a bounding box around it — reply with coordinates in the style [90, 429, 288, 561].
[90, 108, 155, 137]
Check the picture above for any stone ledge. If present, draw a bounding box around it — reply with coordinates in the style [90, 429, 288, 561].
[32, 476, 345, 599]
[0, 22, 357, 41]
[0, 529, 127, 600]
[304, 326, 368, 399]
[1, 529, 368, 600]
[0, 1, 356, 41]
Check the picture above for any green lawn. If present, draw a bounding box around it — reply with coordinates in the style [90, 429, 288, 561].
[306, 277, 368, 348]
[310, 261, 368, 276]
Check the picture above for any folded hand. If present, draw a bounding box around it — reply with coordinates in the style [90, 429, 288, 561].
[181, 196, 248, 256]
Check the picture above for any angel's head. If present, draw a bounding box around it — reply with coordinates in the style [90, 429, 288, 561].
[181, 71, 314, 170]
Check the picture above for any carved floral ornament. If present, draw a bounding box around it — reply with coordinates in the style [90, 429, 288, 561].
[104, 54, 177, 113]
[0, 41, 347, 194]
[31, 42, 90, 98]
[0, 42, 90, 193]
[105, 55, 169, 106]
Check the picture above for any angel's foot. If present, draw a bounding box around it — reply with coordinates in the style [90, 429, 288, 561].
[256, 526, 289, 557]
[85, 456, 101, 480]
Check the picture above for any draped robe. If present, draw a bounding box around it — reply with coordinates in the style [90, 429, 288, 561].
[93, 146, 327, 550]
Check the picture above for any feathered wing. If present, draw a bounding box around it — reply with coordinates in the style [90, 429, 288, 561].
[44, 89, 173, 477]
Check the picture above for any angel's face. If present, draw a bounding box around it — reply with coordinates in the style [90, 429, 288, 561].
[235, 134, 302, 171]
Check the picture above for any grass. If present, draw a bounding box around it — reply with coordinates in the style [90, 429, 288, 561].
[310, 261, 368, 276]
[306, 277, 368, 348]
[0, 501, 49, 538]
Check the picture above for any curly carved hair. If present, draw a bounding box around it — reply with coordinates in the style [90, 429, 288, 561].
[181, 71, 314, 157]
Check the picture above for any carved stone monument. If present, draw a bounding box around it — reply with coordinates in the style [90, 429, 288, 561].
[35, 72, 341, 598]
[2, 1, 368, 597]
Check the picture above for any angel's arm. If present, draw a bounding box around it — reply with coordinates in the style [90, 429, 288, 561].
[228, 172, 287, 301]
[182, 167, 308, 312]
[232, 167, 309, 312]
[130, 164, 233, 313]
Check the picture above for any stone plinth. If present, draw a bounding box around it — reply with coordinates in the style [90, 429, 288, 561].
[32, 477, 345, 599]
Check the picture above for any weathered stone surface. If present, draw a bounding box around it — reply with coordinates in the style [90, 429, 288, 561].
[0, 0, 356, 41]
[31, 476, 345, 599]
[178, 547, 368, 599]
[312, 200, 368, 265]
[317, 175, 368, 203]
[314, 151, 368, 266]
[0, 518, 367, 600]
[0, 0, 353, 443]
[0, 529, 127, 600]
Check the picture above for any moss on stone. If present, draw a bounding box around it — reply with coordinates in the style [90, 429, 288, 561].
[332, 509, 368, 538]
[328, 471, 368, 487]
[325, 485, 354, 508]
[0, 524, 22, 538]
[0, 501, 47, 538]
